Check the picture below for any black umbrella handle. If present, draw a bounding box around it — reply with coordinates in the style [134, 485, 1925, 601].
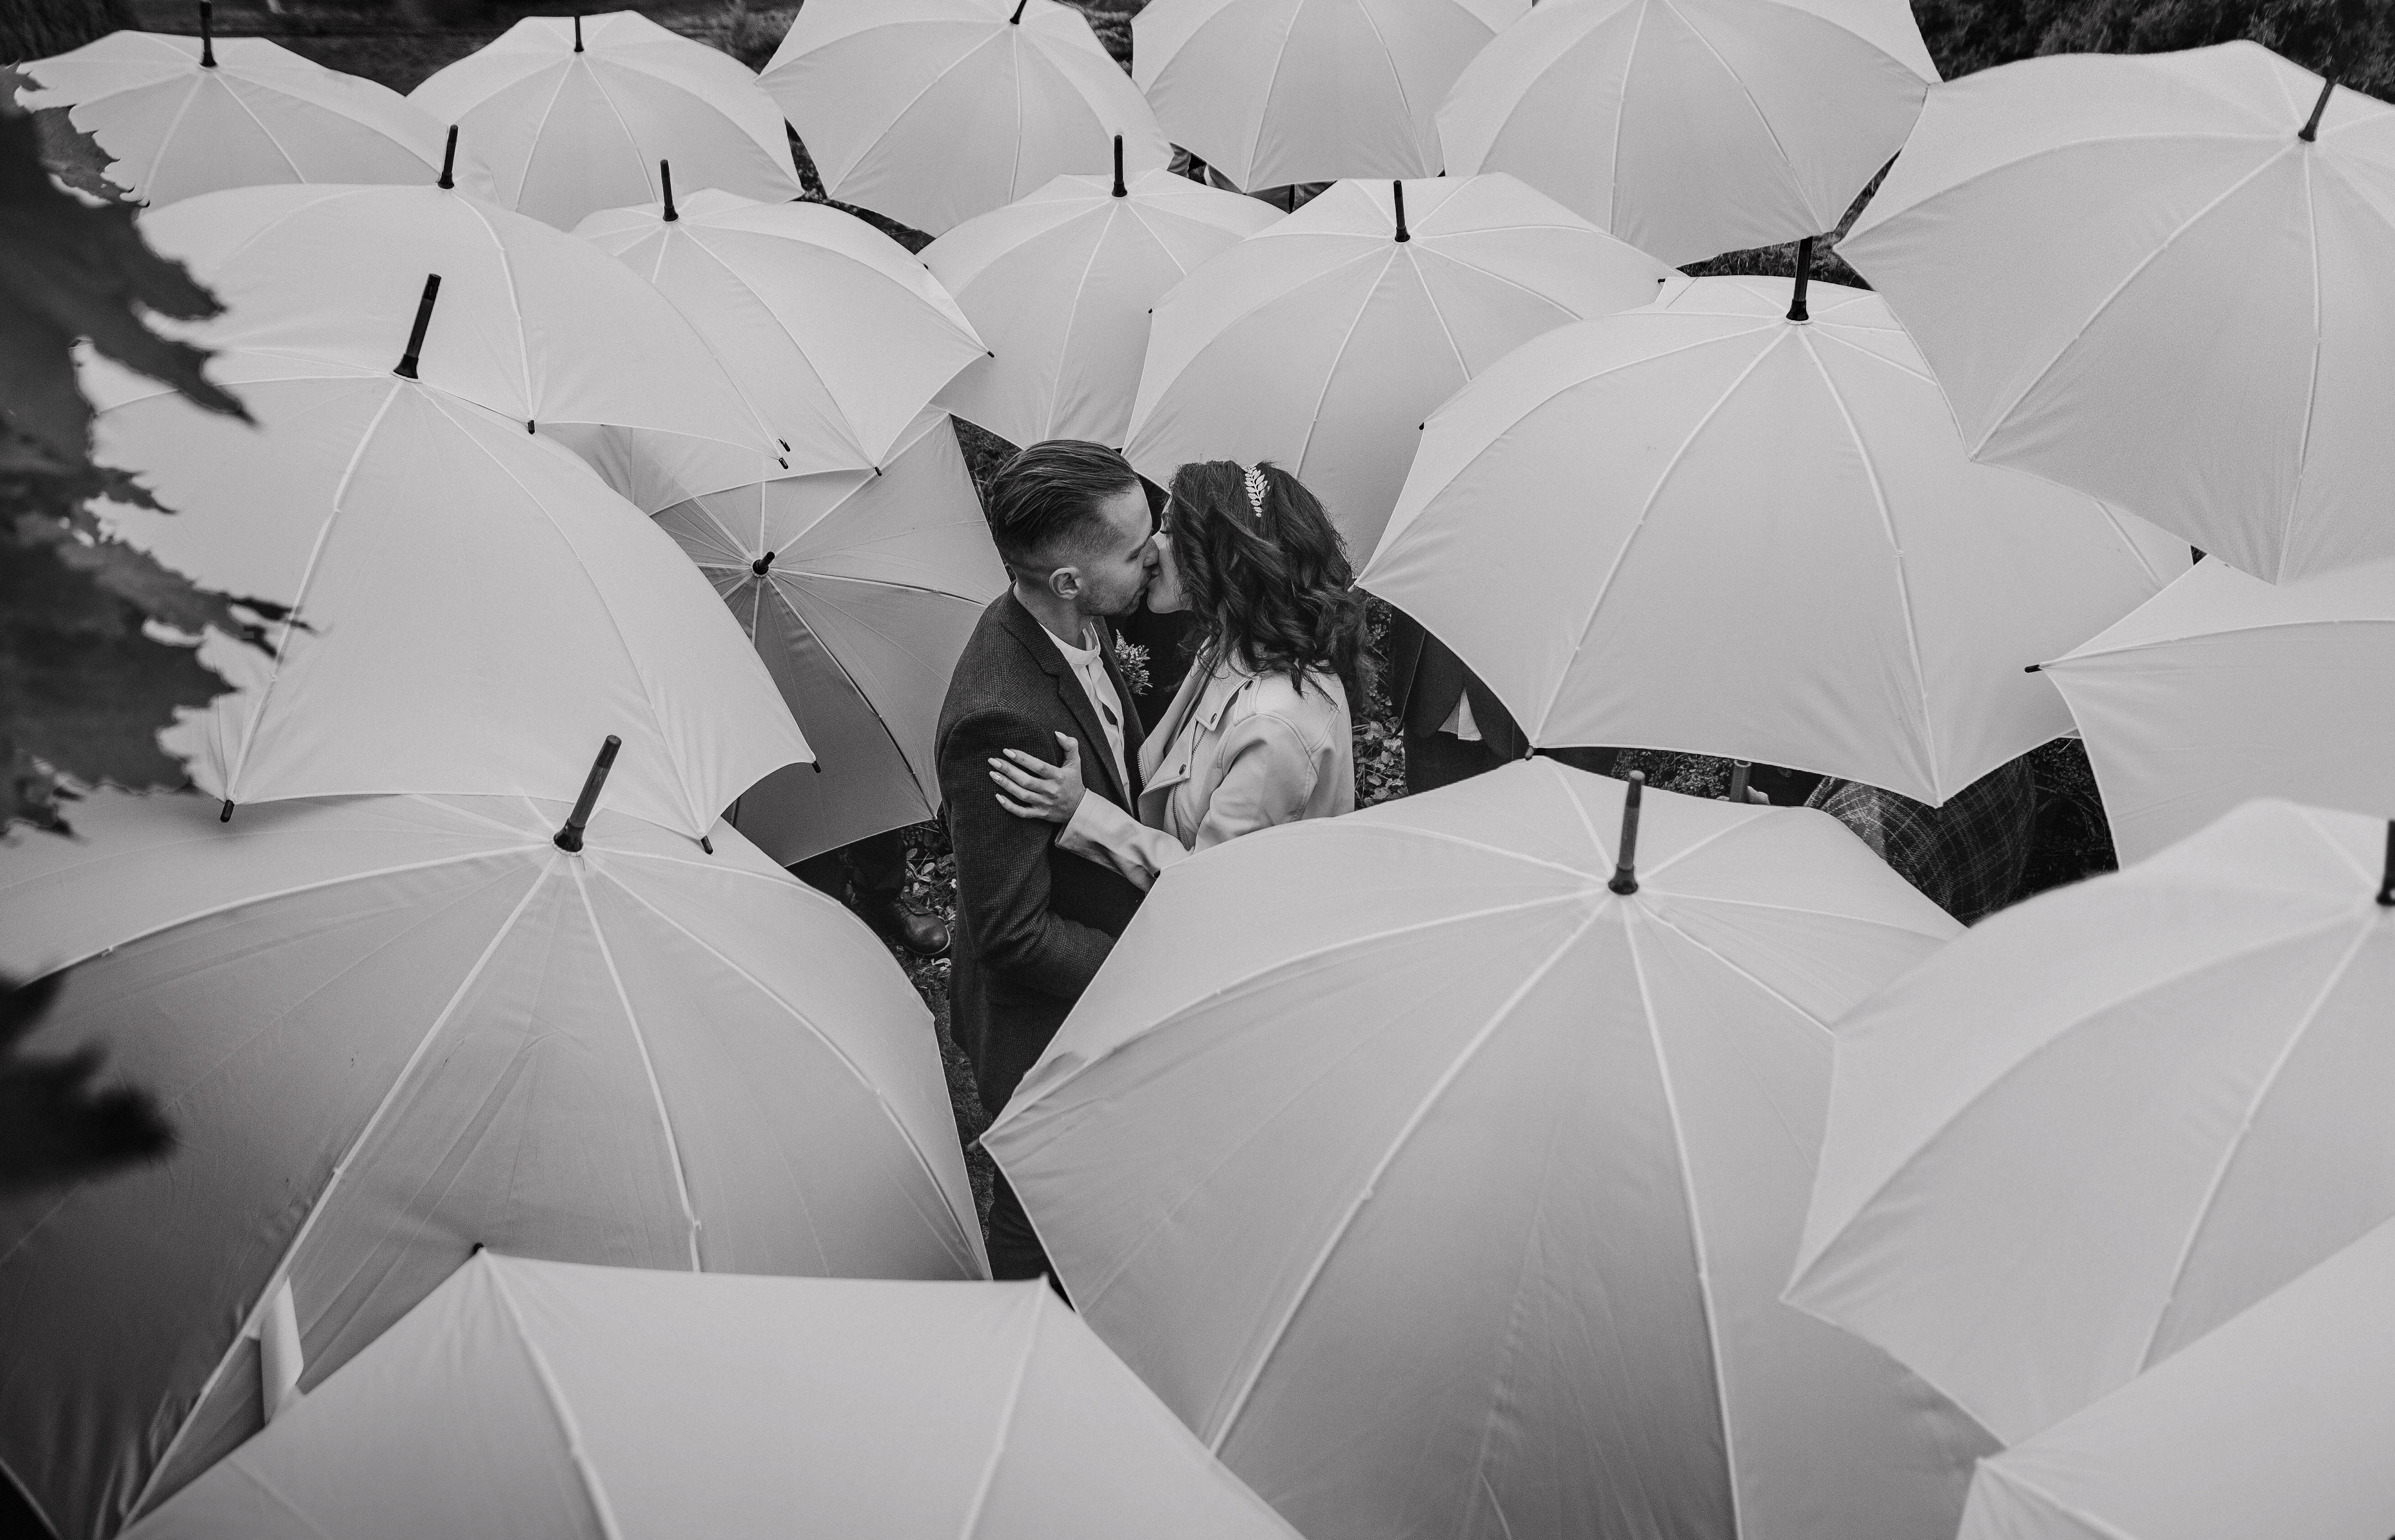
[554, 736, 622, 853]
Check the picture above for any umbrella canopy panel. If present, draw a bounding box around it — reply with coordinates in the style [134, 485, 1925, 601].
[1134, 0, 1528, 189]
[1361, 276, 2188, 804]
[578, 190, 987, 486]
[409, 10, 799, 231]
[1125, 173, 1674, 559]
[1841, 43, 2395, 583]
[2044, 555, 2395, 865]
[660, 411, 1009, 865]
[124, 1258, 1303, 1540]
[761, 0, 1169, 237]
[1437, 0, 1936, 266]
[1955, 1214, 2395, 1540]
[925, 168, 1279, 449]
[88, 352, 808, 841]
[15, 32, 492, 206]
[139, 182, 782, 499]
[987, 761, 1989, 1540]
[1788, 798, 2395, 1446]
[0, 790, 983, 1540]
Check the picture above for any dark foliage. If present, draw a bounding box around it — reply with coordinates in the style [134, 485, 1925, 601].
[1917, 0, 2395, 94]
[0, 973, 172, 1201]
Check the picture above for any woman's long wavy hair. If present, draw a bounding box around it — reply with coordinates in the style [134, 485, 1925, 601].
[1165, 460, 1373, 708]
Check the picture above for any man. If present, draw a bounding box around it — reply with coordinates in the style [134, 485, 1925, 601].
[790, 830, 948, 958]
[936, 440, 1157, 1282]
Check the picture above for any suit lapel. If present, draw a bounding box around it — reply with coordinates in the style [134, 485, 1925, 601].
[999, 595, 1133, 811]
[1095, 619, 1144, 802]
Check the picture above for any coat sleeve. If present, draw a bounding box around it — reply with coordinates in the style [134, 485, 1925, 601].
[1055, 712, 1325, 891]
[939, 707, 1118, 999]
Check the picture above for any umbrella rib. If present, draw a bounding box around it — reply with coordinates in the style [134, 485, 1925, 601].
[1035, 202, 1124, 439]
[1237, 1, 1305, 187]
[1202, 904, 1608, 1453]
[1972, 140, 2297, 459]
[569, 861, 705, 1270]
[833, 26, 1014, 190]
[454, 192, 542, 419]
[208, 71, 311, 183]
[2130, 916, 2375, 1376]
[509, 59, 578, 211]
[593, 867, 983, 1267]
[1798, 323, 1942, 799]
[2275, 145, 2328, 572]
[1344, 0, 1417, 130]
[486, 1263, 634, 1540]
[1286, 247, 1403, 478]
[1605, 0, 1652, 233]
[1535, 326, 1784, 741]
[1655, 0, 1804, 198]
[768, 580, 934, 805]
[220, 378, 409, 802]
[220, 1462, 339, 1540]
[1790, 914, 2362, 1296]
[1621, 906, 1746, 1540]
[577, 55, 663, 209]
[955, 1292, 1043, 1540]
[2047, 615, 2377, 671]
[668, 231, 867, 465]
[133, 69, 212, 199]
[122, 864, 557, 1522]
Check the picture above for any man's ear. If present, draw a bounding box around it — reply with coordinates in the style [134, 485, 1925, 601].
[1046, 563, 1083, 602]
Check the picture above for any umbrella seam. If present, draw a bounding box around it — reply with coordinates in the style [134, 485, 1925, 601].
[453, 190, 542, 416]
[826, 25, 1015, 192]
[762, 578, 936, 807]
[131, 68, 212, 200]
[955, 1291, 1043, 1540]
[1036, 200, 1125, 439]
[1654, 0, 1807, 203]
[486, 1263, 633, 1540]
[2130, 915, 2376, 1375]
[1237, 0, 1305, 188]
[1969, 139, 2298, 460]
[223, 1461, 339, 1540]
[1620, 905, 1746, 1540]
[219, 377, 410, 803]
[1409, 236, 1625, 322]
[1406, 247, 1477, 385]
[1789, 911, 2363, 1300]
[2274, 142, 2327, 575]
[1286, 244, 1404, 479]
[1344, 0, 1418, 149]
[1202, 903, 1609, 1453]
[1797, 323, 1944, 801]
[568, 860, 706, 1270]
[1972, 1458, 2141, 1540]
[122, 863, 557, 1521]
[592, 866, 984, 1269]
[654, 226, 865, 467]
[1605, 0, 1651, 232]
[504, 58, 577, 214]
[202, 70, 311, 185]
[1535, 324, 1786, 741]
[2048, 614, 2392, 670]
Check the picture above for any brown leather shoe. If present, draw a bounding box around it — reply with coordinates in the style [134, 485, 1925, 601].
[859, 897, 949, 959]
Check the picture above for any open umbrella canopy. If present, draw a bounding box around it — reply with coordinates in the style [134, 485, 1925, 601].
[1954, 1214, 2395, 1540]
[86, 336, 807, 842]
[1840, 42, 2395, 584]
[408, 10, 799, 231]
[2042, 553, 2395, 867]
[1786, 798, 2395, 1447]
[761, 0, 1168, 238]
[577, 188, 986, 487]
[13, 26, 492, 206]
[663, 410, 1009, 866]
[924, 165, 1277, 448]
[0, 788, 983, 1540]
[1124, 174, 1672, 557]
[1360, 275, 2188, 805]
[124, 1257, 1301, 1540]
[137, 182, 783, 499]
[1436, 0, 1936, 266]
[987, 760, 1990, 1540]
[1134, 0, 1527, 189]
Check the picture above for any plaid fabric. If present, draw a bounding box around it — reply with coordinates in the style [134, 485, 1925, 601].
[1806, 757, 2038, 924]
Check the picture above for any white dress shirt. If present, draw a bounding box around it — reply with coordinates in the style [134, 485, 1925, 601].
[1041, 620, 1131, 796]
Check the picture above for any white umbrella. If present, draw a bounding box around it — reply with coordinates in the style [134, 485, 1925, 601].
[987, 760, 1991, 1540]
[1360, 273, 2189, 804]
[1124, 173, 1672, 558]
[124, 1257, 1303, 1540]
[924, 158, 1277, 448]
[409, 10, 799, 231]
[86, 321, 807, 842]
[666, 410, 1009, 865]
[13, 15, 494, 207]
[138, 182, 784, 504]
[760, 0, 1168, 238]
[1839, 42, 2395, 584]
[1955, 1214, 2395, 1540]
[1134, 0, 1527, 189]
[1436, 0, 1937, 265]
[577, 187, 987, 486]
[1786, 797, 2395, 1447]
[2041, 556, 2395, 865]
[0, 787, 984, 1540]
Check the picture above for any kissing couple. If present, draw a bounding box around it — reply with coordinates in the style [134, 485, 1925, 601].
[935, 440, 1372, 1283]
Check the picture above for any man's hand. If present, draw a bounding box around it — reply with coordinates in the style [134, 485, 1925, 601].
[990, 732, 1086, 824]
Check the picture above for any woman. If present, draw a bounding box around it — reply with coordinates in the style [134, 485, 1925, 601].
[987, 459, 1366, 889]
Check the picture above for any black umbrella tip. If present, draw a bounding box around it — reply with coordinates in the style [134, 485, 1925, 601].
[2300, 76, 2334, 141]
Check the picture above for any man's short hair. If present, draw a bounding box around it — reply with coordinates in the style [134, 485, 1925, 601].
[984, 440, 1144, 571]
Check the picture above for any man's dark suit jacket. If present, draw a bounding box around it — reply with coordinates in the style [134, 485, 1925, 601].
[1386, 607, 1526, 762]
[936, 593, 1147, 1117]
